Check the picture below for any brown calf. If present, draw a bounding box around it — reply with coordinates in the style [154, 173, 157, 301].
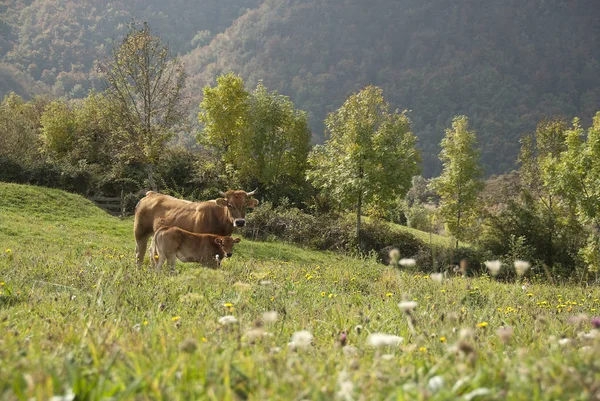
[134, 190, 258, 265]
[149, 226, 241, 270]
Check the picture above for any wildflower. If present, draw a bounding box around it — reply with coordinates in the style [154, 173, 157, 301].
[178, 338, 198, 353]
[262, 311, 278, 323]
[5, 249, 11, 254]
[366, 333, 403, 347]
[201, 337, 207, 343]
[419, 347, 427, 353]
[558, 338, 571, 346]
[463, 388, 491, 401]
[591, 317, 600, 329]
[336, 370, 354, 401]
[398, 301, 418, 312]
[223, 302, 234, 308]
[339, 331, 348, 346]
[527, 293, 533, 297]
[430, 273, 443, 283]
[497, 326, 513, 344]
[0, 282, 4, 286]
[321, 291, 326, 297]
[218, 315, 238, 325]
[514, 260, 530, 276]
[289, 330, 313, 350]
[440, 336, 446, 343]
[477, 322, 488, 328]
[354, 325, 363, 335]
[484, 260, 502, 276]
[428, 376, 445, 393]
[389, 248, 401, 264]
[171, 316, 181, 322]
[399, 258, 416, 267]
[143, 321, 148, 325]
[386, 292, 393, 297]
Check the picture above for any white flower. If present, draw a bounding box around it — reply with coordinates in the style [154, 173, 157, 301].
[463, 388, 491, 400]
[336, 370, 354, 401]
[428, 376, 445, 393]
[398, 301, 418, 312]
[430, 273, 443, 283]
[289, 330, 313, 350]
[262, 311, 278, 323]
[366, 333, 404, 347]
[218, 315, 238, 325]
[558, 338, 571, 346]
[399, 258, 416, 267]
[514, 260, 530, 276]
[484, 260, 502, 276]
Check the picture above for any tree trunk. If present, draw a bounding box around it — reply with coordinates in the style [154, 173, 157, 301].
[456, 208, 461, 249]
[146, 163, 157, 191]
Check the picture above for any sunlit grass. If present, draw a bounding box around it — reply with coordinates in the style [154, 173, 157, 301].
[1, 183, 599, 400]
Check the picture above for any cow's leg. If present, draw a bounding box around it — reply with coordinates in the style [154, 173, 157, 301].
[168, 256, 177, 272]
[156, 254, 166, 271]
[148, 241, 156, 268]
[134, 215, 152, 266]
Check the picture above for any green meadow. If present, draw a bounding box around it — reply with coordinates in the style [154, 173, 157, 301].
[1, 182, 599, 400]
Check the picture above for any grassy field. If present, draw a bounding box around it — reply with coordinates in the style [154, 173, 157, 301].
[1, 182, 599, 400]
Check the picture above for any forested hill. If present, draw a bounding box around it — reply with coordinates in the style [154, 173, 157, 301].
[2, 0, 600, 175]
[184, 0, 600, 175]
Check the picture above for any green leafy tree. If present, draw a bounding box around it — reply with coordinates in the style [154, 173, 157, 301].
[431, 116, 483, 247]
[199, 75, 311, 203]
[307, 85, 420, 241]
[104, 21, 185, 190]
[544, 113, 600, 271]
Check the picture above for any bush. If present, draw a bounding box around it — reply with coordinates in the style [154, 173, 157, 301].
[242, 203, 427, 264]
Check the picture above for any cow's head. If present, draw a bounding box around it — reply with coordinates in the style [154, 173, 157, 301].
[215, 189, 259, 228]
[214, 236, 241, 258]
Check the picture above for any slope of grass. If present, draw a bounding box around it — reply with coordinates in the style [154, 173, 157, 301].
[1, 182, 599, 400]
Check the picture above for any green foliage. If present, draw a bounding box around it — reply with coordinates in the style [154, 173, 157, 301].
[307, 86, 420, 238]
[431, 116, 483, 245]
[40, 100, 77, 155]
[544, 113, 600, 270]
[199, 74, 311, 204]
[104, 21, 185, 189]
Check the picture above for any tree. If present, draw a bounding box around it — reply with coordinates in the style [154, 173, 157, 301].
[199, 75, 311, 204]
[307, 85, 420, 242]
[103, 21, 185, 190]
[431, 116, 483, 247]
[518, 118, 572, 269]
[545, 113, 600, 272]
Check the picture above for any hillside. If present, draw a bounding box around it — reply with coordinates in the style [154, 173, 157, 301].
[1, 184, 599, 399]
[0, 1, 599, 175]
[185, 0, 600, 175]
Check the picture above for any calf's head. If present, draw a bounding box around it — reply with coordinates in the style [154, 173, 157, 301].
[216, 189, 259, 228]
[214, 236, 241, 258]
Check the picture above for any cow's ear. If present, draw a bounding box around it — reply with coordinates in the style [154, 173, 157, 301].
[216, 198, 228, 207]
[234, 237, 241, 243]
[214, 237, 222, 245]
[247, 198, 259, 208]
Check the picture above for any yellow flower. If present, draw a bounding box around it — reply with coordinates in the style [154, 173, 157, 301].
[440, 336, 446, 343]
[386, 292, 393, 297]
[422, 275, 429, 279]
[477, 322, 488, 328]
[440, 289, 446, 293]
[143, 321, 148, 325]
[419, 347, 427, 352]
[223, 302, 234, 308]
[5, 249, 11, 253]
[306, 274, 314, 280]
[351, 277, 356, 281]
[172, 316, 181, 321]
[321, 291, 326, 297]
[328, 293, 334, 299]
[270, 296, 275, 301]
[0, 282, 4, 286]
[527, 293, 533, 297]
[201, 337, 207, 343]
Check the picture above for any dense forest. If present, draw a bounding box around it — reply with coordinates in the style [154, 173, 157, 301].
[1, 0, 599, 175]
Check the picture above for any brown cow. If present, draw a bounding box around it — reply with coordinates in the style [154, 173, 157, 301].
[134, 190, 258, 265]
[149, 226, 241, 270]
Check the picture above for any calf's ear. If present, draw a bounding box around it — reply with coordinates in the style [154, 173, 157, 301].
[214, 238, 222, 245]
[234, 238, 241, 243]
[247, 198, 259, 208]
[216, 198, 228, 207]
